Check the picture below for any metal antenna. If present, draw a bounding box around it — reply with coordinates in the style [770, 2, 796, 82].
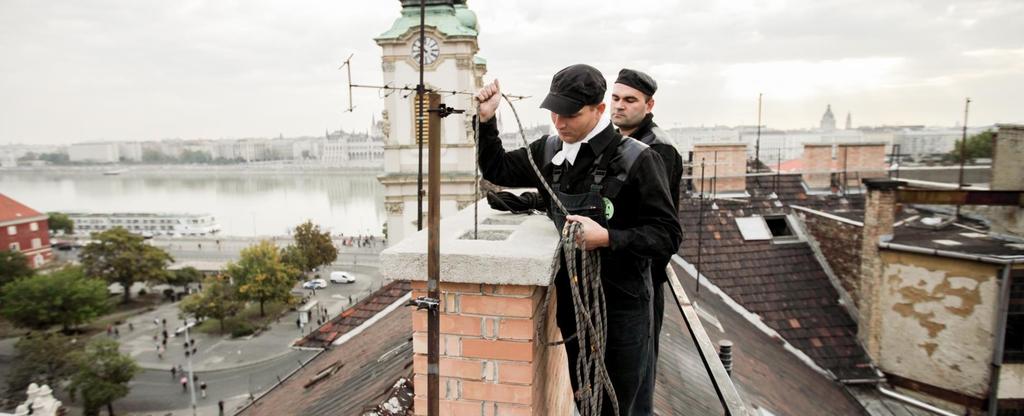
[754, 93, 763, 173]
[695, 158, 706, 294]
[956, 97, 971, 218]
[338, 54, 356, 112]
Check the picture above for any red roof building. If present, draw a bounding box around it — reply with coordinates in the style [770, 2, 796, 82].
[0, 193, 53, 268]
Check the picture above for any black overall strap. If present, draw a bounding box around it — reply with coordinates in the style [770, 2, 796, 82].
[590, 135, 622, 192]
[601, 137, 650, 199]
[639, 126, 671, 146]
[542, 134, 564, 191]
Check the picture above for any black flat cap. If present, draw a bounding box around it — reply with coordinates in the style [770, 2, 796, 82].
[615, 68, 657, 97]
[540, 64, 606, 116]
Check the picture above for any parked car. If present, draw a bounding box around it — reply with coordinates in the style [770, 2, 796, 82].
[329, 271, 355, 284]
[302, 279, 328, 290]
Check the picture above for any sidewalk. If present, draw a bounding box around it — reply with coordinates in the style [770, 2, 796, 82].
[111, 265, 385, 372]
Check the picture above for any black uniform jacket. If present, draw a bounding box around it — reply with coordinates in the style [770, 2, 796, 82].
[477, 117, 682, 302]
[626, 113, 684, 285]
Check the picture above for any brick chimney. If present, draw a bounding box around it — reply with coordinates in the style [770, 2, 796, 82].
[382, 204, 573, 415]
[802, 144, 834, 189]
[857, 178, 903, 359]
[691, 143, 748, 194]
[992, 124, 1024, 191]
[837, 144, 887, 189]
[983, 124, 1024, 235]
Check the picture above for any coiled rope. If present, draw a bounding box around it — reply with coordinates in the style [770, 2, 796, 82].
[473, 94, 619, 416]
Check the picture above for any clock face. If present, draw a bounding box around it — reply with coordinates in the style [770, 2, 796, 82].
[411, 37, 440, 66]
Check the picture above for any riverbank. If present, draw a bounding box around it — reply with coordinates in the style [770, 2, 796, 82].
[0, 163, 383, 176]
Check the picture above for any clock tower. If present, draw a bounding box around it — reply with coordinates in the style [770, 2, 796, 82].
[375, 0, 487, 245]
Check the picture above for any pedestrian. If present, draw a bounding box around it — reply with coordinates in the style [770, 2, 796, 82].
[154, 317, 160, 327]
[218, 400, 225, 416]
[296, 317, 301, 328]
[162, 329, 168, 339]
[190, 339, 195, 347]
[193, 374, 198, 383]
[162, 318, 167, 328]
[192, 347, 197, 356]
[114, 328, 119, 338]
[185, 350, 190, 358]
[180, 376, 188, 392]
[128, 322, 134, 331]
[158, 346, 164, 360]
[162, 338, 167, 347]
[106, 325, 112, 336]
[171, 365, 177, 378]
[200, 381, 207, 398]
[474, 66, 681, 414]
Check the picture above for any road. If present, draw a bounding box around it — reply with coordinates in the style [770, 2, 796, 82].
[14, 237, 387, 415]
[111, 349, 320, 416]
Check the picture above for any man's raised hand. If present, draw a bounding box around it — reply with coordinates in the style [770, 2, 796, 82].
[474, 79, 501, 122]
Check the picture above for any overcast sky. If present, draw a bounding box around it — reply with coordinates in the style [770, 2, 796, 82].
[1, 0, 1022, 145]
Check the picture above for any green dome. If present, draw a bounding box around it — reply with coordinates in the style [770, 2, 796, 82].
[454, 4, 477, 31]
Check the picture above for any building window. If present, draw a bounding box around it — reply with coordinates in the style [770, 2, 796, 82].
[9, 243, 19, 252]
[764, 216, 793, 238]
[29, 222, 38, 231]
[736, 215, 799, 243]
[31, 238, 41, 249]
[1005, 269, 1024, 363]
[7, 226, 15, 236]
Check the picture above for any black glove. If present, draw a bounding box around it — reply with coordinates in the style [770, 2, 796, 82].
[486, 191, 545, 214]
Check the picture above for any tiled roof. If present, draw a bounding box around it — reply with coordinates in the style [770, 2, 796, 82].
[0, 193, 44, 223]
[677, 174, 877, 380]
[294, 280, 411, 348]
[239, 291, 413, 416]
[656, 265, 869, 414]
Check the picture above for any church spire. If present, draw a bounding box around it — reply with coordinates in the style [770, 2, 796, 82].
[845, 112, 852, 129]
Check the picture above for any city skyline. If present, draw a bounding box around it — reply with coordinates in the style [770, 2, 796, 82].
[1, 0, 1022, 145]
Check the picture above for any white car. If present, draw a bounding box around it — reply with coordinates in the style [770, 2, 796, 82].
[329, 271, 355, 284]
[302, 279, 328, 290]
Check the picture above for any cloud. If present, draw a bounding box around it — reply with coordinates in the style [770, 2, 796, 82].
[0, 0, 1022, 144]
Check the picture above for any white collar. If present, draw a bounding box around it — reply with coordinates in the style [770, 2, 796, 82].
[551, 117, 611, 166]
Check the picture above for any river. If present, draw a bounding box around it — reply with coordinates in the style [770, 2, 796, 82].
[0, 168, 385, 237]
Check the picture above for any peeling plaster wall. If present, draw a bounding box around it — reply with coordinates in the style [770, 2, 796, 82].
[1000, 364, 1024, 399]
[878, 251, 1001, 398]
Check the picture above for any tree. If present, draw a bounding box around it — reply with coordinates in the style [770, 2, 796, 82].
[290, 220, 338, 273]
[227, 241, 296, 317]
[68, 339, 140, 416]
[47, 211, 74, 235]
[279, 245, 308, 275]
[948, 130, 995, 163]
[180, 275, 243, 334]
[0, 250, 33, 289]
[165, 266, 203, 288]
[179, 149, 212, 164]
[38, 152, 69, 164]
[80, 227, 173, 304]
[1, 267, 110, 332]
[142, 148, 173, 164]
[5, 332, 81, 401]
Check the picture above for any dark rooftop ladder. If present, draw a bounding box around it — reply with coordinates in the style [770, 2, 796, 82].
[667, 267, 752, 415]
